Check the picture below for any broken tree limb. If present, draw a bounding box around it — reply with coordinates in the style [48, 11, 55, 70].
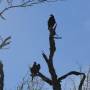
[42, 52, 49, 64]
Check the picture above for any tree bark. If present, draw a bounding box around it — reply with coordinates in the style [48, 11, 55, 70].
[52, 82, 61, 90]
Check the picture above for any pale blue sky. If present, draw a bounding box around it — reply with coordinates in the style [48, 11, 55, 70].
[0, 0, 90, 90]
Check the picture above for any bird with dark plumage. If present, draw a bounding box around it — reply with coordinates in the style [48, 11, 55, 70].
[30, 62, 41, 80]
[48, 14, 56, 30]
[48, 14, 57, 36]
[30, 62, 37, 75]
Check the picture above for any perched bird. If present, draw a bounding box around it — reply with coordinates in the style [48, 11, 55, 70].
[30, 62, 37, 80]
[48, 14, 62, 39]
[31, 62, 37, 75]
[30, 62, 41, 80]
[48, 14, 56, 30]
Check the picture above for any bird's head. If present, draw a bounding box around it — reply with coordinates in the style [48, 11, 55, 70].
[34, 62, 36, 65]
[50, 14, 54, 17]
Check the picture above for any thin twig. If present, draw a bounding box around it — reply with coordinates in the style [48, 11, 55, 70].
[0, 0, 61, 20]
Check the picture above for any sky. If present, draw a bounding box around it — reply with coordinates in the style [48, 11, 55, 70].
[0, 0, 90, 90]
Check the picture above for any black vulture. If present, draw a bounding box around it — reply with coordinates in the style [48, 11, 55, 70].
[30, 62, 37, 75]
[30, 62, 41, 80]
[48, 14, 56, 31]
[30, 62, 40, 76]
[30, 62, 37, 80]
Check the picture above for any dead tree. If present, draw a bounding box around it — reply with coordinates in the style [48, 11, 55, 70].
[0, 61, 4, 90]
[0, 36, 11, 90]
[30, 15, 86, 90]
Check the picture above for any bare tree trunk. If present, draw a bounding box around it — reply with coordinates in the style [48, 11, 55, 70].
[0, 61, 4, 90]
[49, 33, 62, 90]
[52, 81, 61, 90]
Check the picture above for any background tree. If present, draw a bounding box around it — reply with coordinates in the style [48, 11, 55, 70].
[0, 61, 4, 90]
[64, 67, 90, 90]
[0, 36, 11, 90]
[0, 0, 63, 20]
[81, 67, 90, 90]
[30, 15, 86, 90]
[17, 71, 46, 90]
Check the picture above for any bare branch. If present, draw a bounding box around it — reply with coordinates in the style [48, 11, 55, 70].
[58, 71, 86, 90]
[17, 71, 45, 90]
[42, 52, 49, 64]
[0, 0, 62, 19]
[38, 72, 52, 85]
[0, 14, 6, 20]
[0, 36, 11, 49]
